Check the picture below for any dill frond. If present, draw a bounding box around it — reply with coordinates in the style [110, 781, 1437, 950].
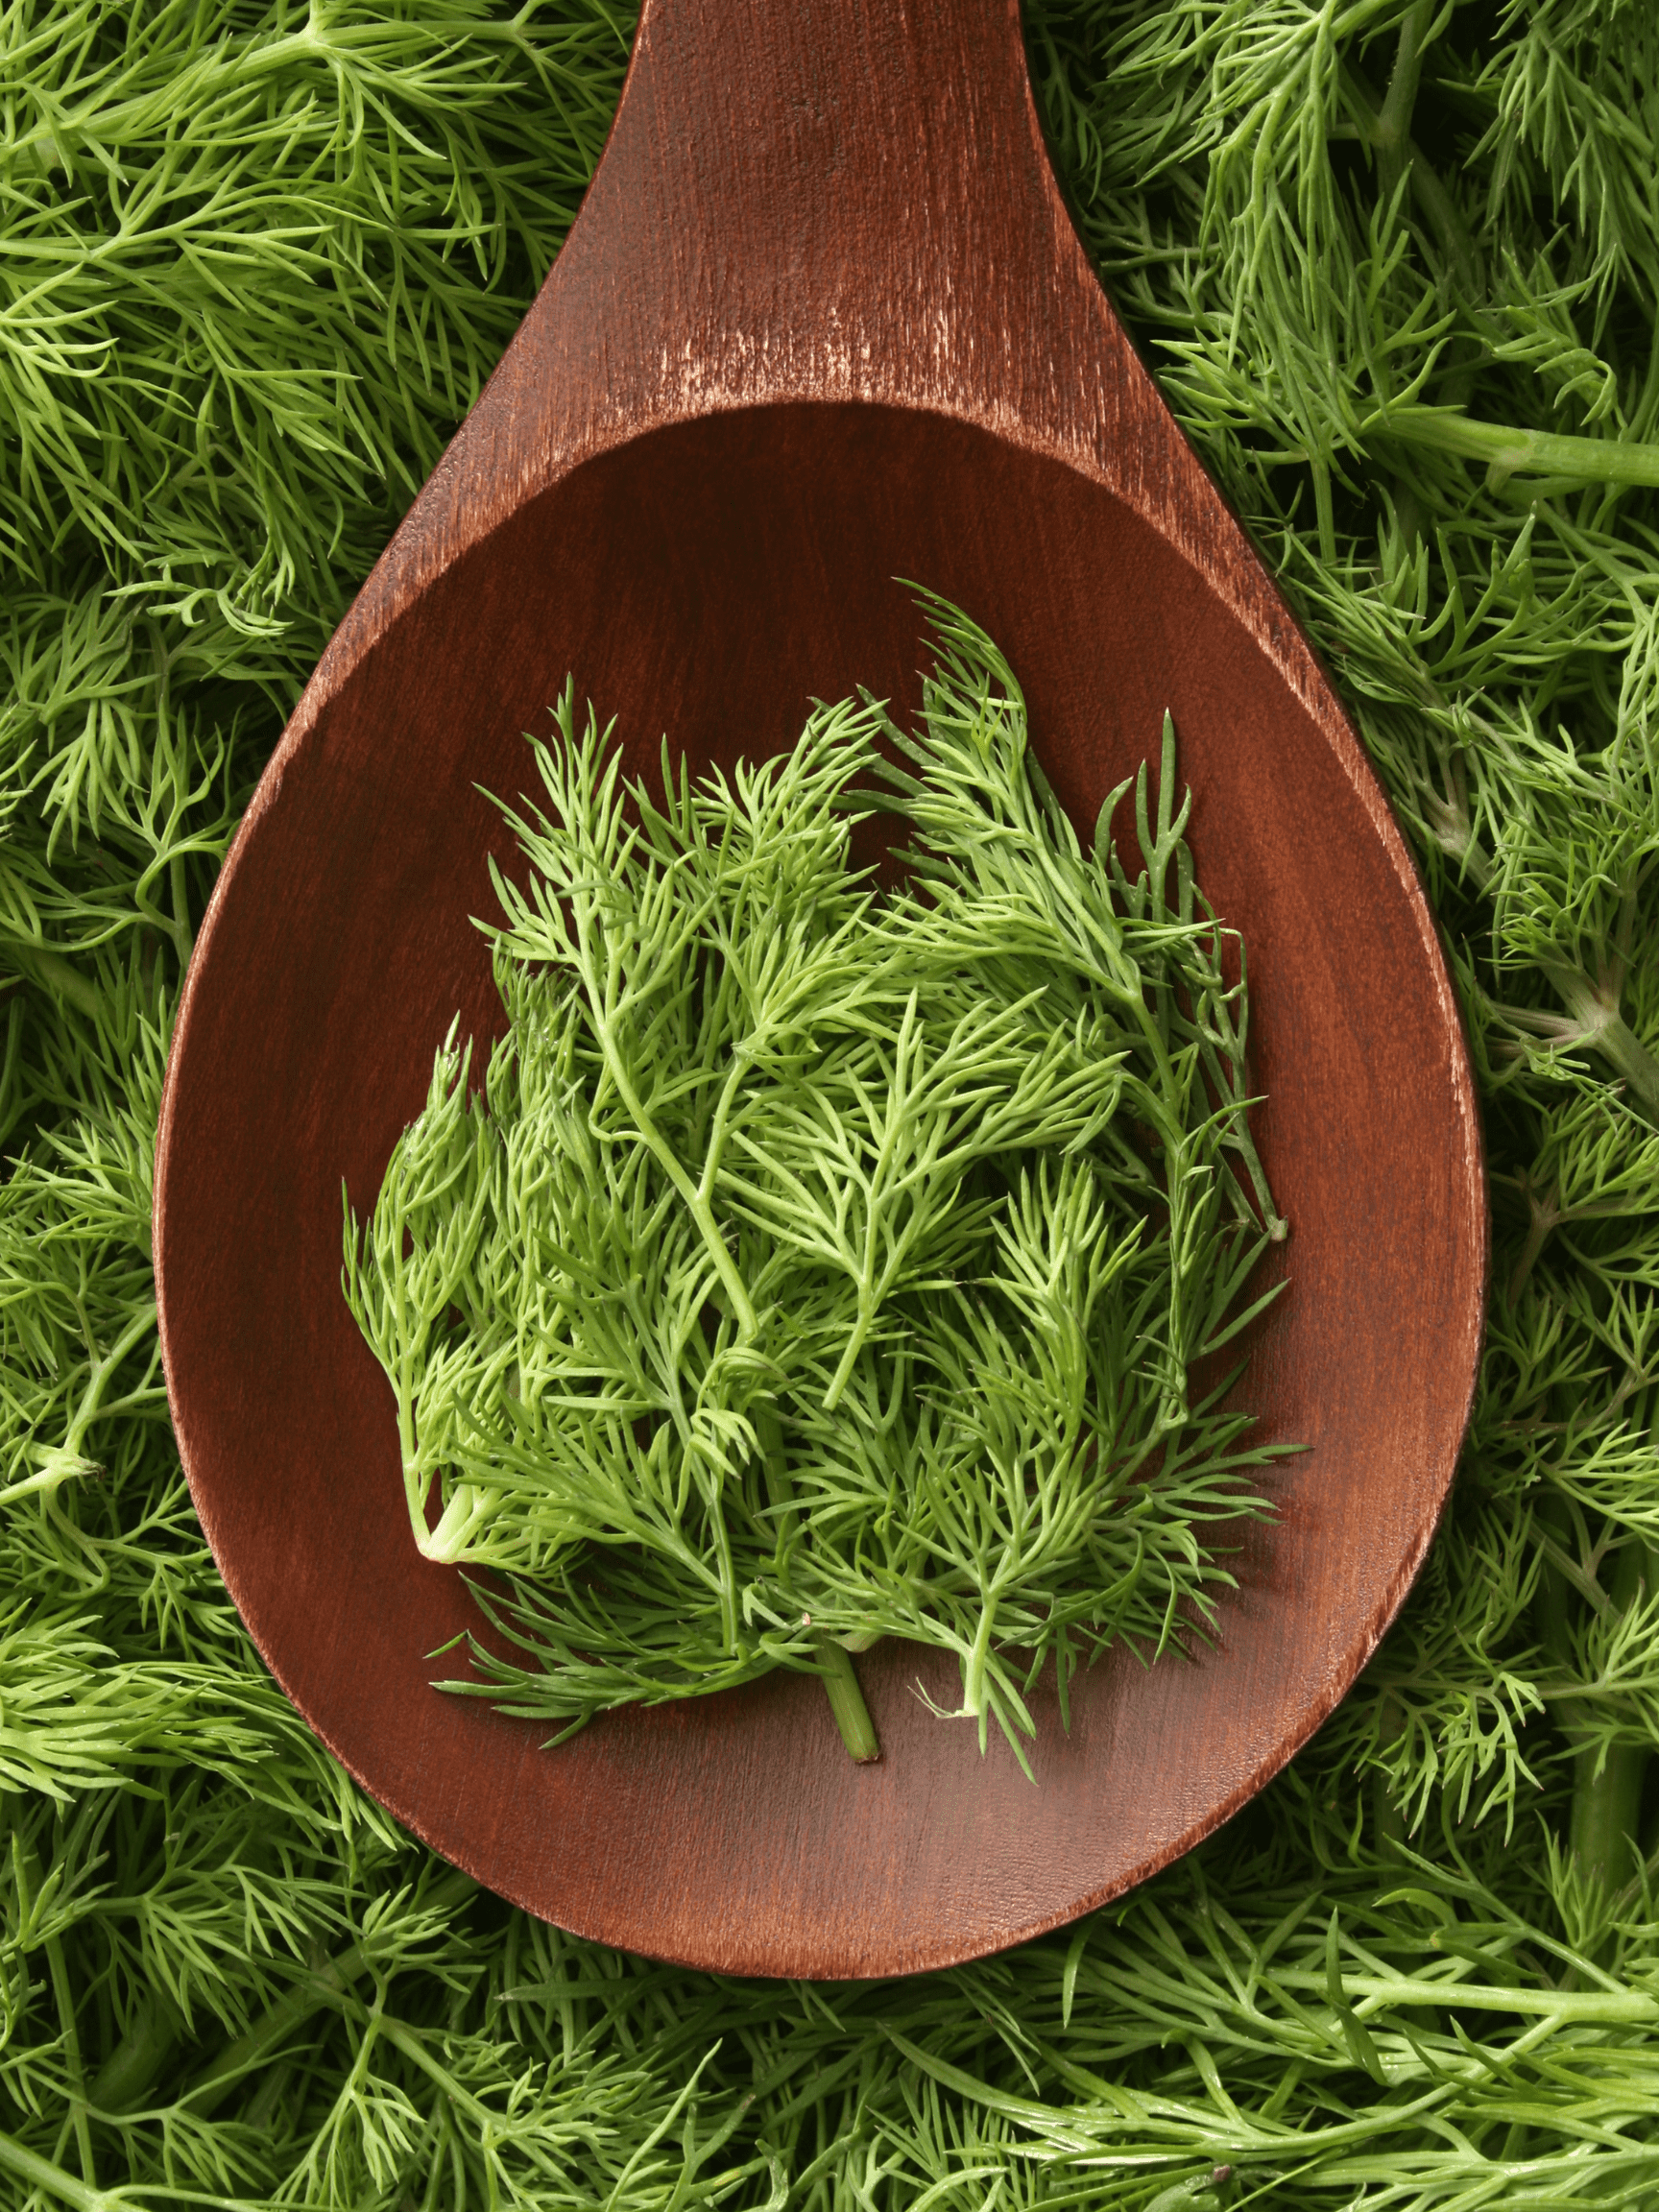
[345, 606, 1289, 1767]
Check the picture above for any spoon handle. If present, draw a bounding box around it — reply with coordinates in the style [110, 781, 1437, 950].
[565, 0, 1146, 437]
[315, 0, 1315, 775]
[577, 0, 1096, 412]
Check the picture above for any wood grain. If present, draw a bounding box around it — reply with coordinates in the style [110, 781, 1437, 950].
[154, 0, 1487, 1977]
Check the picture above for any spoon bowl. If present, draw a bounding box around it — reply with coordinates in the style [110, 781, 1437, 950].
[155, 1, 1485, 1977]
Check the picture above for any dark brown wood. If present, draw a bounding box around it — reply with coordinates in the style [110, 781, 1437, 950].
[154, 0, 1486, 1977]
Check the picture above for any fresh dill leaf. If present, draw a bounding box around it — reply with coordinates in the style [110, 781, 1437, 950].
[344, 604, 1288, 1767]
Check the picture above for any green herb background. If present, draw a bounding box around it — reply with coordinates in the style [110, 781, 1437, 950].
[3, 0, 1658, 2204]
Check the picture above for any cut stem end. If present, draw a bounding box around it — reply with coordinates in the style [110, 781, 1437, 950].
[817, 1638, 880, 1763]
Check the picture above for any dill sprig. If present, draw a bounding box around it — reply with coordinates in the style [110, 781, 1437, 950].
[344, 604, 1287, 1766]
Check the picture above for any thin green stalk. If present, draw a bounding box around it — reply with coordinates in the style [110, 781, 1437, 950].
[1391, 122, 1486, 413]
[0, 1301, 161, 1504]
[1569, 1541, 1655, 1902]
[181, 1868, 478, 2119]
[694, 1045, 755, 1212]
[1570, 1736, 1649, 1901]
[1352, 2, 1497, 439]
[581, 944, 757, 1340]
[1535, 1486, 1654, 1943]
[0, 2128, 115, 2212]
[87, 1990, 184, 2117]
[1373, 0, 1435, 211]
[44, 1930, 97, 2191]
[1542, 962, 1659, 1122]
[822, 993, 926, 1413]
[1342, 56, 1480, 301]
[1372, 1694, 1407, 1852]
[5, 1805, 96, 2189]
[1505, 1181, 1560, 1306]
[1370, 410, 1659, 491]
[65, 1301, 158, 1460]
[168, 851, 192, 973]
[156, 630, 194, 974]
[1408, 151, 1480, 311]
[1312, 455, 1336, 565]
[1533, 1492, 1580, 1673]
[816, 1641, 879, 1764]
[9, 947, 98, 1020]
[755, 1402, 798, 1578]
[1262, 1969, 1659, 2025]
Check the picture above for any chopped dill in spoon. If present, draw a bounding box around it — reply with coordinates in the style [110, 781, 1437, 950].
[343, 597, 1290, 1770]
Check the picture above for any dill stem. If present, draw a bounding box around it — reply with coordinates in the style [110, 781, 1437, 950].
[1570, 1738, 1648, 1897]
[0, 995, 23, 1142]
[1372, 410, 1659, 492]
[1532, 1502, 1577, 1672]
[4, 1804, 96, 2187]
[168, 850, 193, 970]
[182, 1867, 479, 2118]
[0, 1299, 161, 1501]
[1538, 1503, 1655, 1943]
[63, 1300, 159, 1460]
[1373, 1693, 1407, 1852]
[1341, 57, 1479, 301]
[1543, 963, 1659, 1123]
[0, 1463, 82, 1507]
[1569, 1542, 1655, 1905]
[46, 1931, 96, 2190]
[754, 1403, 797, 1576]
[822, 1303, 872, 1411]
[1268, 1971, 1659, 2025]
[1365, 0, 1495, 412]
[1410, 155, 1481, 320]
[87, 1988, 184, 2115]
[822, 995, 921, 1411]
[586, 969, 757, 1339]
[707, 1486, 741, 1652]
[1312, 456, 1336, 565]
[1374, 0, 1434, 209]
[694, 1044, 752, 1210]
[0, 2128, 113, 2212]
[1505, 1182, 1559, 1306]
[817, 1640, 879, 1763]
[11, 948, 97, 1020]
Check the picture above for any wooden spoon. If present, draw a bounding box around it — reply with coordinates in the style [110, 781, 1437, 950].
[155, 0, 1485, 1978]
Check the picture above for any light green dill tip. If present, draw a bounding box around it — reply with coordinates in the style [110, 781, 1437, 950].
[343, 601, 1290, 1769]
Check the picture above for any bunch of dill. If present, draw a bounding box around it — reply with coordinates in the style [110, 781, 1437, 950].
[8, 2, 1659, 2207]
[345, 610, 1284, 1763]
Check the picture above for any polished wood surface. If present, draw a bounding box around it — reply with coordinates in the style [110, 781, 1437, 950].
[155, 0, 1486, 1977]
